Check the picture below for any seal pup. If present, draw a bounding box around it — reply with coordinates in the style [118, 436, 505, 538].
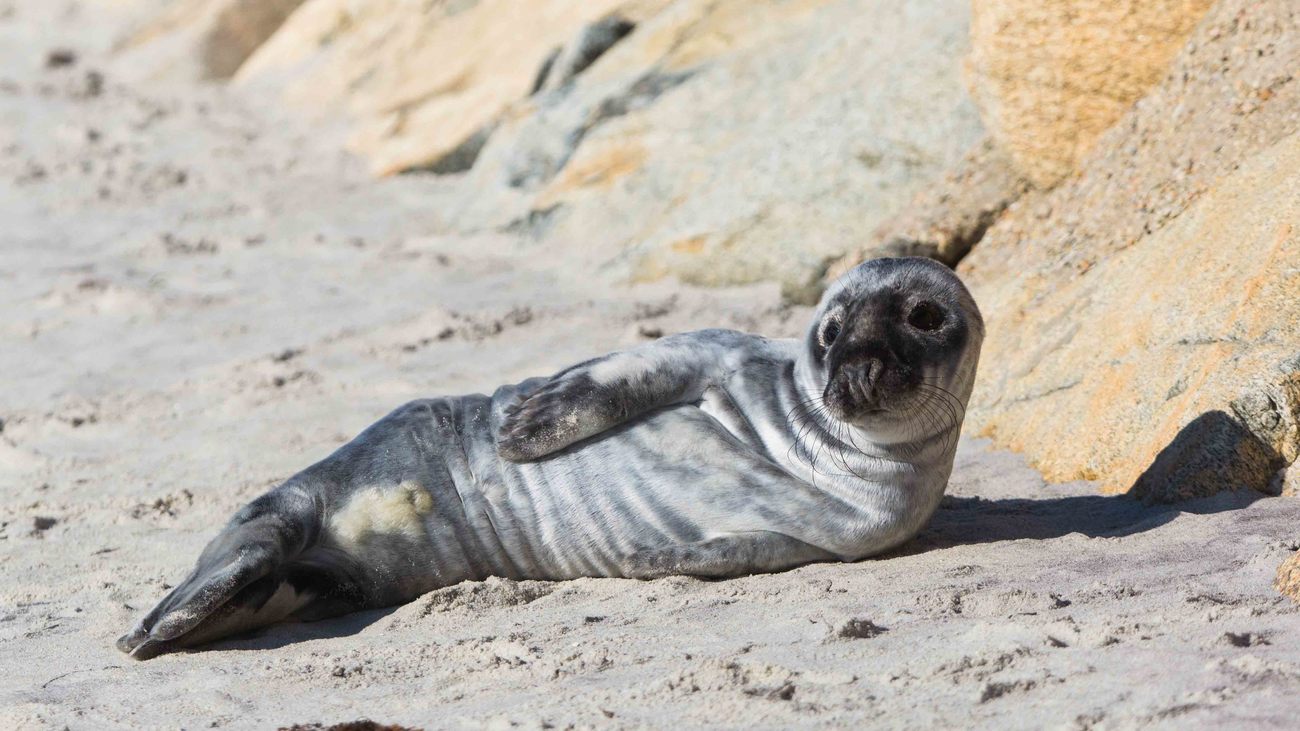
[117, 257, 982, 659]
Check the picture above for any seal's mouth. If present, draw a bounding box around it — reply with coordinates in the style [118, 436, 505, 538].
[825, 398, 897, 423]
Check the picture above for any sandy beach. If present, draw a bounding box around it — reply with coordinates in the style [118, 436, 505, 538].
[5, 1, 1300, 728]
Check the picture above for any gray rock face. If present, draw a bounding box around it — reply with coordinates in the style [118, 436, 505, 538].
[474, 69, 694, 193]
[453, 0, 986, 299]
[530, 15, 638, 95]
[827, 137, 1031, 283]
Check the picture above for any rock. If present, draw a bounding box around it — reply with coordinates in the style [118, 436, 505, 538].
[825, 136, 1030, 281]
[236, 0, 669, 176]
[1271, 465, 1300, 498]
[45, 49, 77, 69]
[461, 0, 984, 300]
[959, 0, 1300, 500]
[834, 618, 887, 640]
[465, 66, 694, 196]
[221, 0, 982, 295]
[117, 0, 307, 81]
[531, 15, 638, 95]
[1275, 552, 1300, 604]
[965, 0, 1217, 186]
[1219, 632, 1270, 648]
[202, 0, 308, 79]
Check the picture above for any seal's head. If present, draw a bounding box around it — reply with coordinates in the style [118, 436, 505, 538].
[802, 257, 983, 438]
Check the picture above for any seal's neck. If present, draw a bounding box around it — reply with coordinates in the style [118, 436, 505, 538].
[790, 352, 965, 476]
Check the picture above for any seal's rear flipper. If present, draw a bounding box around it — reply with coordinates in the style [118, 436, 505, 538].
[117, 562, 365, 660]
[117, 486, 365, 660]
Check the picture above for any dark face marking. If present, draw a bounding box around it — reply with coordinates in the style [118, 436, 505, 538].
[808, 258, 979, 425]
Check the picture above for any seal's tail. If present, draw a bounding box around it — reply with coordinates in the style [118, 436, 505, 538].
[117, 482, 365, 660]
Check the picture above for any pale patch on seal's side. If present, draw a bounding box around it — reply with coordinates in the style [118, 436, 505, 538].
[327, 480, 434, 550]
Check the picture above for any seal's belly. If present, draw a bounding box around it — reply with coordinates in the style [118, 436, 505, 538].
[495, 404, 788, 578]
[316, 390, 797, 585]
[481, 376, 808, 578]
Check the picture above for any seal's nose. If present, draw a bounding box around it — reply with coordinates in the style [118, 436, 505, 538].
[835, 356, 885, 405]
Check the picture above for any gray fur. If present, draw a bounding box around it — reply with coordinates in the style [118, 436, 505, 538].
[117, 257, 982, 659]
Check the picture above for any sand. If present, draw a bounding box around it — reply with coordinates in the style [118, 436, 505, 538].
[4, 1, 1300, 728]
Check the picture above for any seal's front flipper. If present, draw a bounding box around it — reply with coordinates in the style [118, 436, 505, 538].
[117, 488, 359, 660]
[496, 369, 620, 462]
[621, 531, 834, 580]
[498, 330, 751, 462]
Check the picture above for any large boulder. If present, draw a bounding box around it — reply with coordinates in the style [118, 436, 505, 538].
[230, 0, 985, 298]
[234, 0, 670, 176]
[824, 136, 1030, 280]
[965, 0, 1217, 186]
[959, 0, 1300, 501]
[462, 0, 986, 299]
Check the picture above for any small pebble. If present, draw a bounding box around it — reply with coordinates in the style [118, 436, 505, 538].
[45, 49, 76, 68]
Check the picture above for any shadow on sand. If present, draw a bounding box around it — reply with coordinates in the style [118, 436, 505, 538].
[203, 606, 399, 656]
[906, 487, 1268, 555]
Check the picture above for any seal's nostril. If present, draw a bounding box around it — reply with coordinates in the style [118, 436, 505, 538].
[862, 358, 885, 397]
[849, 375, 867, 403]
[867, 359, 883, 383]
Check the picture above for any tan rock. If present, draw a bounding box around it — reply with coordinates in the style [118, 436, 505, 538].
[959, 0, 1300, 501]
[236, 0, 670, 176]
[825, 137, 1030, 282]
[117, 0, 306, 81]
[966, 0, 1216, 186]
[1275, 551, 1300, 603]
[203, 0, 307, 79]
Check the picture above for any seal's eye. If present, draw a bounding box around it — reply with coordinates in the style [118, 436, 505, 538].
[819, 317, 842, 348]
[907, 302, 945, 332]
